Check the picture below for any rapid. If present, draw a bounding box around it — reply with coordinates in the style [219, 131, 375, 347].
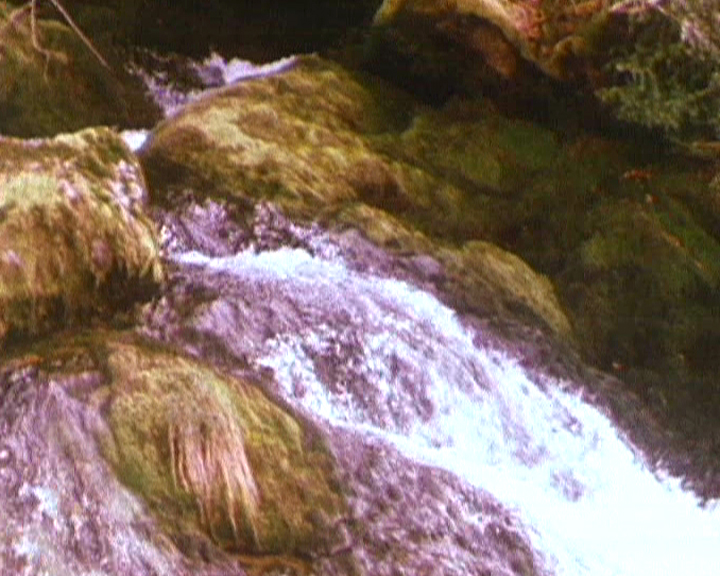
[172, 234, 720, 576]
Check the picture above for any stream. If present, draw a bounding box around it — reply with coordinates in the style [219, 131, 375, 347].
[111, 51, 720, 575]
[141, 195, 720, 576]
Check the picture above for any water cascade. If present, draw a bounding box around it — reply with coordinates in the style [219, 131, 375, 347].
[173, 241, 720, 576]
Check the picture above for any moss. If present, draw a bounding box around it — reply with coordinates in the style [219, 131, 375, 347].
[100, 336, 347, 557]
[1, 173, 61, 208]
[0, 127, 162, 344]
[442, 241, 573, 340]
[333, 203, 436, 255]
[0, 2, 160, 137]
[579, 198, 720, 299]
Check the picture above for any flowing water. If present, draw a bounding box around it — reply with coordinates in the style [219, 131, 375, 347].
[132, 50, 720, 576]
[173, 241, 720, 576]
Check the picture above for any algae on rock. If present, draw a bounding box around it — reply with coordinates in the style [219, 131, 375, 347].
[0, 127, 163, 344]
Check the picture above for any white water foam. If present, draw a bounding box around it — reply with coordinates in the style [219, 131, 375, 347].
[175, 247, 720, 576]
[196, 52, 297, 85]
[121, 129, 149, 152]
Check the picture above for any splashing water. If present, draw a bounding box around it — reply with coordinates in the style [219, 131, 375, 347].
[175, 246, 720, 576]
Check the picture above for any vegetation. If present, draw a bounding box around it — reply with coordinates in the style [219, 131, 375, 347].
[599, 0, 720, 140]
[100, 336, 348, 558]
[0, 128, 163, 344]
[0, 0, 159, 136]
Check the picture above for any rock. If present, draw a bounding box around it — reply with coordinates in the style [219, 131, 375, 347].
[0, 127, 163, 345]
[364, 0, 636, 114]
[441, 240, 573, 342]
[101, 335, 348, 557]
[0, 326, 547, 575]
[369, 0, 608, 82]
[141, 55, 572, 342]
[140, 55, 417, 218]
[140, 54, 720, 479]
[0, 1, 160, 137]
[0, 334, 240, 576]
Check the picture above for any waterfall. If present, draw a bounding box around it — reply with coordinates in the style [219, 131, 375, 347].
[174, 243, 720, 576]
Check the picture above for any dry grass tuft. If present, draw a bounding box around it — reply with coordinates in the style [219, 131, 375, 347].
[168, 407, 259, 547]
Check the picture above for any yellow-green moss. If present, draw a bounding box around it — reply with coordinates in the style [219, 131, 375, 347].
[0, 127, 162, 343]
[100, 337, 346, 557]
[394, 99, 559, 193]
[442, 241, 573, 340]
[580, 199, 720, 299]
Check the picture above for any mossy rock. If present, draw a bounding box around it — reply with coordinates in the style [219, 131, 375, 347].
[0, 127, 163, 344]
[140, 55, 561, 246]
[0, 1, 160, 137]
[441, 240, 572, 340]
[334, 204, 572, 341]
[99, 336, 347, 558]
[141, 55, 416, 218]
[141, 55, 581, 343]
[564, 194, 720, 370]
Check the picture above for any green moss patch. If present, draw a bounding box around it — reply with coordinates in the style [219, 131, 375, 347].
[141, 58, 412, 220]
[0, 127, 162, 344]
[442, 240, 572, 340]
[564, 192, 720, 388]
[101, 337, 347, 557]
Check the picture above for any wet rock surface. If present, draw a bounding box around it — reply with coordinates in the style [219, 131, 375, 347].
[143, 198, 720, 502]
[331, 429, 542, 576]
[0, 342, 244, 576]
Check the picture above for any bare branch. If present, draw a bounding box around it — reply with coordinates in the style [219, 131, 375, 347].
[45, 0, 110, 69]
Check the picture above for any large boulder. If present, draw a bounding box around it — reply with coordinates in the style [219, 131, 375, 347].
[364, 0, 607, 101]
[100, 336, 348, 558]
[0, 127, 163, 345]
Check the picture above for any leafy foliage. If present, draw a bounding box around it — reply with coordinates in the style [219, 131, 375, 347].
[598, 1, 720, 139]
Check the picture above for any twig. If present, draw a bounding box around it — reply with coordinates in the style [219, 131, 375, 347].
[1, 0, 111, 71]
[30, 0, 52, 77]
[45, 0, 110, 70]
